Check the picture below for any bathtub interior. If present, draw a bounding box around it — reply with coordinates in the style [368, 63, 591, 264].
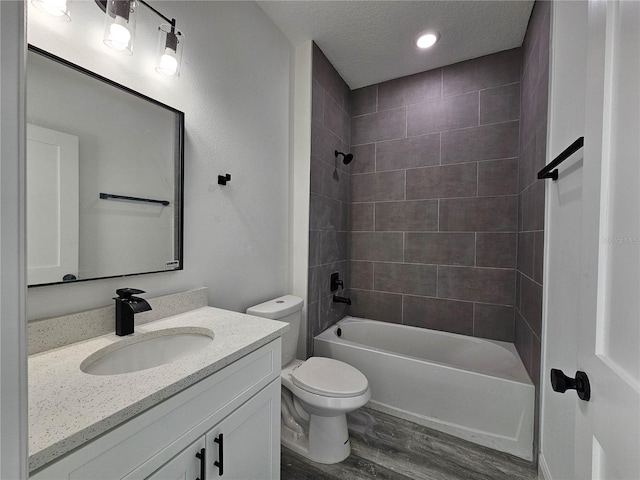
[321, 317, 532, 384]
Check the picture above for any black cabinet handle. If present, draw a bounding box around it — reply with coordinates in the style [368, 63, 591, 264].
[195, 448, 205, 480]
[214, 434, 224, 476]
[551, 369, 591, 401]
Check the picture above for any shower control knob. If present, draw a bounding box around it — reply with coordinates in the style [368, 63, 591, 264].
[550, 369, 591, 401]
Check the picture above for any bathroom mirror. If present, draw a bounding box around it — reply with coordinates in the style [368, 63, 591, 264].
[26, 45, 184, 286]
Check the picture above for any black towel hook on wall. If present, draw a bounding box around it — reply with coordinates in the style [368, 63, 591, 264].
[218, 174, 231, 185]
[538, 137, 584, 181]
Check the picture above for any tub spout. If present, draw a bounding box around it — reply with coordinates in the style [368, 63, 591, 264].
[333, 294, 351, 305]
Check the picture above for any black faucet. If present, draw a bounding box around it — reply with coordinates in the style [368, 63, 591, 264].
[114, 288, 152, 336]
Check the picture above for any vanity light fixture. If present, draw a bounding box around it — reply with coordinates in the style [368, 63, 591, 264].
[101, 0, 184, 77]
[416, 32, 440, 49]
[31, 0, 71, 21]
[34, 0, 185, 77]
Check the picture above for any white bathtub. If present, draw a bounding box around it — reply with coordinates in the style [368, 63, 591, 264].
[314, 316, 534, 461]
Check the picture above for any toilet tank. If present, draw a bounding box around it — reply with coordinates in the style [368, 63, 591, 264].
[246, 295, 303, 366]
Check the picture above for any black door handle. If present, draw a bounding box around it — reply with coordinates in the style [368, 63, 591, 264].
[551, 369, 591, 401]
[214, 433, 224, 476]
[195, 448, 205, 480]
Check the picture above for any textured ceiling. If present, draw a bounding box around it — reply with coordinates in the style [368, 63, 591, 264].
[258, 1, 534, 89]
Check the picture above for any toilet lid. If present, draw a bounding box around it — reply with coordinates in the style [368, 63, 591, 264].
[291, 357, 369, 398]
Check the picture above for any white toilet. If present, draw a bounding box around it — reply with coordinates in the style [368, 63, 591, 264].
[247, 295, 370, 464]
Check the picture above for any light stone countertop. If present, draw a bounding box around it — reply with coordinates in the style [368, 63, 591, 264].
[28, 306, 288, 472]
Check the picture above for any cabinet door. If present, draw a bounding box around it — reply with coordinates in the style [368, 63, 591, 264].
[146, 437, 205, 480]
[206, 380, 280, 479]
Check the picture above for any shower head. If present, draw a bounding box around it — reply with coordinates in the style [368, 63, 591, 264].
[335, 150, 354, 165]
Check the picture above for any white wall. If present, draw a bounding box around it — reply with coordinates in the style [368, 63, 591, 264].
[27, 1, 294, 319]
[0, 1, 29, 477]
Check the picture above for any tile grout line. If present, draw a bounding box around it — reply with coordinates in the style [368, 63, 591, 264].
[404, 106, 408, 139]
[349, 156, 520, 176]
[474, 232, 478, 267]
[472, 301, 476, 336]
[349, 287, 516, 308]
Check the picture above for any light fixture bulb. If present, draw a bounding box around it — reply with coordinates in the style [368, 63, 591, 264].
[31, 0, 70, 21]
[109, 16, 131, 51]
[103, 1, 136, 55]
[156, 25, 183, 78]
[157, 48, 178, 76]
[416, 32, 439, 49]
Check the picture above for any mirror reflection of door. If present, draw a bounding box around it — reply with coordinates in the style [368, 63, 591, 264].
[27, 124, 79, 285]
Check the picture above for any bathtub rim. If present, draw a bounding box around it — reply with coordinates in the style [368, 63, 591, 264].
[315, 316, 533, 386]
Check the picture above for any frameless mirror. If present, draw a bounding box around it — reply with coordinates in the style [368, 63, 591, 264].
[26, 45, 184, 286]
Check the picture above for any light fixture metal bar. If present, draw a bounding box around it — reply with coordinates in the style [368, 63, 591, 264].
[96, 1, 176, 29]
[138, 0, 174, 28]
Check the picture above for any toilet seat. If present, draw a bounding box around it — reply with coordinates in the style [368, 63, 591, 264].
[290, 357, 369, 398]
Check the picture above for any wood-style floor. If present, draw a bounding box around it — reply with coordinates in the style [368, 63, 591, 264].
[281, 407, 537, 480]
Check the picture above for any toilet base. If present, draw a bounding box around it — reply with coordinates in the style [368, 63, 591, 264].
[281, 413, 351, 464]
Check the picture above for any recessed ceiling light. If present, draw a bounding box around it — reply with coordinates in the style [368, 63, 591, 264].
[416, 32, 439, 49]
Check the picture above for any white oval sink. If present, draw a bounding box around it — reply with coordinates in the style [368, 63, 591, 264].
[81, 327, 214, 376]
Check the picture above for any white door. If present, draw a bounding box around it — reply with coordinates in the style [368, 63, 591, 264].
[26, 124, 79, 285]
[205, 380, 279, 479]
[574, 1, 640, 478]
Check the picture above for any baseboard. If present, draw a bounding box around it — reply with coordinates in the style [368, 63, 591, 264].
[538, 453, 552, 480]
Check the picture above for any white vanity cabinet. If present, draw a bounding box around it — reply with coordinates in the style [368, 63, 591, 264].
[30, 340, 281, 480]
[144, 381, 279, 480]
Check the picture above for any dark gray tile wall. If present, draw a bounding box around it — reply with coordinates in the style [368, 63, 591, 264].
[305, 24, 548, 463]
[517, 0, 551, 463]
[308, 43, 351, 355]
[349, 48, 522, 343]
